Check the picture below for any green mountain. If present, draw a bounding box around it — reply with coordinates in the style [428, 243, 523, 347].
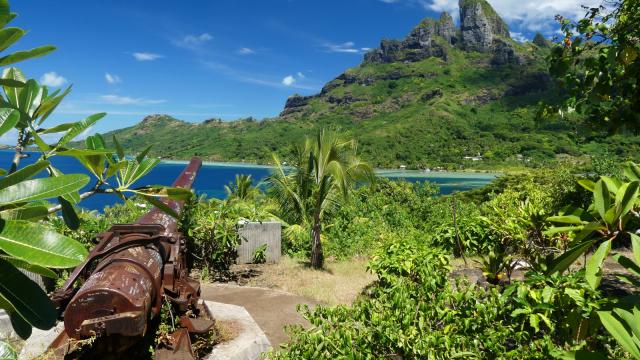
[103, 0, 634, 169]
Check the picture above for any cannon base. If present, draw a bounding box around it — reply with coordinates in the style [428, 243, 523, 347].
[20, 301, 270, 360]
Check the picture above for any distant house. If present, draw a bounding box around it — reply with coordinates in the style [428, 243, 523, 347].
[399, 165, 407, 170]
[463, 155, 483, 161]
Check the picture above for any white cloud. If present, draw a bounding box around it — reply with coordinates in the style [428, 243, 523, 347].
[100, 95, 166, 105]
[105, 73, 122, 84]
[324, 41, 364, 54]
[423, 0, 600, 33]
[40, 72, 67, 87]
[132, 52, 163, 61]
[510, 32, 529, 43]
[297, 72, 305, 79]
[175, 33, 213, 49]
[238, 47, 255, 55]
[380, 0, 400, 3]
[282, 75, 296, 86]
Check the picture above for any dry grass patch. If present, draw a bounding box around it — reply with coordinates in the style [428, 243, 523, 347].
[239, 256, 376, 306]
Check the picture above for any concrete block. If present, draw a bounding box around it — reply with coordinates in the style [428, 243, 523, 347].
[236, 221, 282, 264]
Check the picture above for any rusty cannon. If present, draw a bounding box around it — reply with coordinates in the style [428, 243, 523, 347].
[48, 157, 214, 359]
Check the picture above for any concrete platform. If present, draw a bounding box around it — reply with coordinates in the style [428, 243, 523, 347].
[16, 301, 270, 360]
[204, 300, 271, 360]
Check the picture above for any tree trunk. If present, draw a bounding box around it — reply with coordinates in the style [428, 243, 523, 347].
[310, 214, 324, 269]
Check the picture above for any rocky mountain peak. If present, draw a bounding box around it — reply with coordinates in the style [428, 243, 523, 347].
[363, 0, 520, 66]
[459, 0, 510, 52]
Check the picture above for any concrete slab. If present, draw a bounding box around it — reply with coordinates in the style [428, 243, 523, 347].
[204, 301, 271, 360]
[16, 302, 270, 360]
[19, 323, 65, 360]
[0, 310, 16, 340]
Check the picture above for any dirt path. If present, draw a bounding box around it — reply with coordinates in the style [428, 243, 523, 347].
[200, 283, 319, 347]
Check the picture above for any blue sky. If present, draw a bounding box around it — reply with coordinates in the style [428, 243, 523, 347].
[6, 0, 597, 137]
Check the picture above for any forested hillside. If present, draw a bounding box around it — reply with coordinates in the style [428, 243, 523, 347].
[104, 0, 640, 169]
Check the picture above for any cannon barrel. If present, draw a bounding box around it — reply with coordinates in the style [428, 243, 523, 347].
[59, 157, 205, 342]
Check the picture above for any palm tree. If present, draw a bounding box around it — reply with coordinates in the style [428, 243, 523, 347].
[224, 174, 257, 201]
[267, 130, 374, 268]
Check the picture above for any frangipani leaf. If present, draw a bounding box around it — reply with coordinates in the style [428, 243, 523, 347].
[0, 45, 56, 67]
[0, 220, 87, 268]
[0, 174, 88, 205]
[0, 258, 56, 329]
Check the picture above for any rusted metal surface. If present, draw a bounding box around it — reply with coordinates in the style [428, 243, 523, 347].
[49, 157, 215, 359]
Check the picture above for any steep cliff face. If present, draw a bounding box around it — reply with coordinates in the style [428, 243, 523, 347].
[364, 12, 456, 64]
[459, 0, 521, 65]
[459, 0, 509, 52]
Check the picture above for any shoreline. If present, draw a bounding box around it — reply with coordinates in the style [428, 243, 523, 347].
[160, 159, 500, 179]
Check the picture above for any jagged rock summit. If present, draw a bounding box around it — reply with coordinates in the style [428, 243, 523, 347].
[365, 0, 520, 66]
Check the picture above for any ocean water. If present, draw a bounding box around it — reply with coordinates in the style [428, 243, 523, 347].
[0, 151, 496, 211]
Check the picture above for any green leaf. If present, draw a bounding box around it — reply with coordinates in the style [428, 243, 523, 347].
[585, 240, 612, 290]
[0, 174, 88, 205]
[613, 254, 640, 278]
[543, 225, 584, 236]
[119, 158, 160, 188]
[0, 205, 48, 221]
[547, 215, 585, 225]
[594, 179, 610, 221]
[0, 160, 49, 190]
[598, 310, 640, 359]
[0, 220, 87, 268]
[49, 167, 81, 205]
[39, 122, 75, 134]
[113, 135, 125, 160]
[615, 181, 640, 219]
[16, 79, 39, 114]
[56, 112, 105, 148]
[136, 145, 153, 163]
[0, 27, 23, 53]
[141, 195, 179, 219]
[548, 240, 596, 275]
[0, 255, 57, 279]
[624, 162, 640, 182]
[578, 179, 595, 192]
[0, 108, 17, 137]
[9, 311, 31, 339]
[631, 233, 640, 265]
[35, 85, 71, 125]
[56, 149, 112, 157]
[136, 186, 193, 201]
[601, 176, 622, 194]
[0, 45, 56, 67]
[0, 340, 17, 360]
[0, 258, 57, 329]
[58, 196, 80, 231]
[85, 133, 105, 150]
[0, 78, 23, 88]
[1, 67, 23, 106]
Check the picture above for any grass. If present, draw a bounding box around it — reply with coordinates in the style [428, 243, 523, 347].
[240, 256, 376, 306]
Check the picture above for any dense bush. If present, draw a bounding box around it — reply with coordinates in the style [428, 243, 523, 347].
[322, 178, 438, 259]
[270, 233, 625, 359]
[184, 196, 278, 279]
[271, 236, 627, 359]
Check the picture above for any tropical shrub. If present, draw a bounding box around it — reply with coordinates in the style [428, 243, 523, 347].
[185, 197, 278, 279]
[271, 238, 567, 359]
